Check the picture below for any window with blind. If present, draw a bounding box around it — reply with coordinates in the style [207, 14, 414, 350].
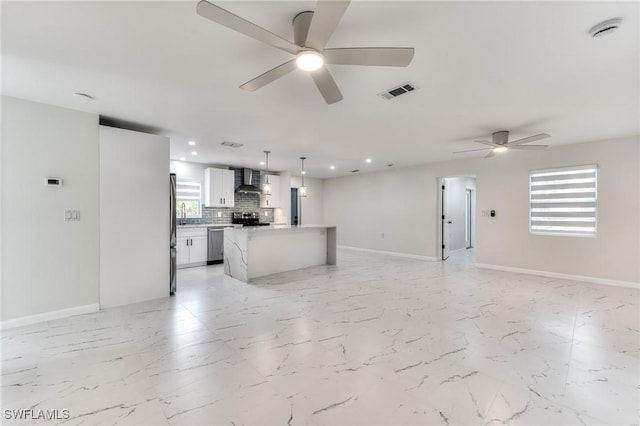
[176, 180, 202, 218]
[529, 165, 598, 237]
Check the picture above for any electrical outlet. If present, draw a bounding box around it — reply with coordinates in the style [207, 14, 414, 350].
[217, 211, 222, 217]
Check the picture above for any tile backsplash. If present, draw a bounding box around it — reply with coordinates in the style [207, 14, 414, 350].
[179, 168, 274, 225]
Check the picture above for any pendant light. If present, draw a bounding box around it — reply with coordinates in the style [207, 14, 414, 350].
[262, 150, 272, 195]
[299, 156, 307, 197]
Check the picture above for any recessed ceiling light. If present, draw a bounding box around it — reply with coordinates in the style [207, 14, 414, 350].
[493, 147, 508, 153]
[301, 170, 306, 175]
[73, 92, 94, 101]
[259, 161, 265, 166]
[191, 151, 198, 156]
[365, 158, 372, 163]
[180, 157, 186, 161]
[329, 165, 335, 170]
[188, 141, 196, 146]
[589, 18, 622, 38]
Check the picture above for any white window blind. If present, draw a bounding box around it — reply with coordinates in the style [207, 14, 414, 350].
[176, 180, 202, 218]
[529, 165, 598, 237]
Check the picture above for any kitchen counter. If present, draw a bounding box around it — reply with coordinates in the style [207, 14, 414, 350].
[177, 223, 234, 229]
[224, 225, 337, 282]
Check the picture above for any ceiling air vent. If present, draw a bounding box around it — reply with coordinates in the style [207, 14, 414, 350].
[221, 141, 243, 148]
[378, 82, 417, 100]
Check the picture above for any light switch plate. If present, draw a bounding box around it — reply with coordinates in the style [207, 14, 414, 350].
[65, 210, 80, 221]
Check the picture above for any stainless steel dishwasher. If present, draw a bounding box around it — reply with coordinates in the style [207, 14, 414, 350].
[207, 227, 224, 265]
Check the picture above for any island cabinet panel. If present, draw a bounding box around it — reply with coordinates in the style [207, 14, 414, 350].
[204, 168, 235, 207]
[260, 174, 280, 208]
[223, 225, 336, 282]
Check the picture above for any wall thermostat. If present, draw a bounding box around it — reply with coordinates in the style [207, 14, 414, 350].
[45, 177, 63, 187]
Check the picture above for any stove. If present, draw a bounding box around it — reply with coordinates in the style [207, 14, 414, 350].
[232, 212, 270, 227]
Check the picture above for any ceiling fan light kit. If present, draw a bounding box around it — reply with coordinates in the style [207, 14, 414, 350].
[296, 50, 324, 71]
[196, 0, 415, 104]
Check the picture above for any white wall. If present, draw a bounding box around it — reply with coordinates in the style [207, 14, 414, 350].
[324, 136, 640, 284]
[274, 171, 291, 224]
[1, 96, 100, 321]
[99, 126, 169, 309]
[291, 176, 325, 225]
[170, 160, 209, 184]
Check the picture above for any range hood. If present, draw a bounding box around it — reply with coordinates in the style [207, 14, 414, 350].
[236, 168, 262, 194]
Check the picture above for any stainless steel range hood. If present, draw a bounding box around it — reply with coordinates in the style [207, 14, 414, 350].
[236, 168, 262, 194]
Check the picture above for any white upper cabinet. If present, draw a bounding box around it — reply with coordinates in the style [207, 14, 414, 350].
[204, 168, 235, 207]
[260, 174, 280, 208]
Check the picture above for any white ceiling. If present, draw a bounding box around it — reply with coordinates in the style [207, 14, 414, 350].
[2, 1, 638, 178]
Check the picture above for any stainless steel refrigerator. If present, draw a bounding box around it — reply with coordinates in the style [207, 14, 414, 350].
[170, 173, 177, 295]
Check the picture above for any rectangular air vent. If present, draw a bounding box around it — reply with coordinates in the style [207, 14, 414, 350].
[378, 82, 417, 100]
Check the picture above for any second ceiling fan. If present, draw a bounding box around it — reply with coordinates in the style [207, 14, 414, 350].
[196, 0, 415, 104]
[455, 131, 551, 158]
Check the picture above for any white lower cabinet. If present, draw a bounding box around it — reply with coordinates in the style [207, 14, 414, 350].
[176, 228, 208, 268]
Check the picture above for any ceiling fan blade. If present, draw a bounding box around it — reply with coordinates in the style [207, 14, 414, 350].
[453, 148, 492, 154]
[509, 144, 548, 150]
[239, 60, 297, 91]
[474, 140, 496, 147]
[310, 67, 343, 104]
[304, 0, 351, 51]
[196, 1, 299, 55]
[485, 151, 496, 159]
[324, 48, 415, 66]
[507, 133, 551, 146]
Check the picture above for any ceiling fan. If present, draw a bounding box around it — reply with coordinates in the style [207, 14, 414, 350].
[196, 0, 415, 104]
[454, 131, 551, 158]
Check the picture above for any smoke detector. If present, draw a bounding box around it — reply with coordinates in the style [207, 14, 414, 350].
[378, 82, 417, 100]
[589, 18, 622, 38]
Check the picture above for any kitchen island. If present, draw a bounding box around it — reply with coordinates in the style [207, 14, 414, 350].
[223, 225, 336, 282]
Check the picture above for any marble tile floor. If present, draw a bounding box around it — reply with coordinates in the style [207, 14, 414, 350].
[1, 248, 639, 425]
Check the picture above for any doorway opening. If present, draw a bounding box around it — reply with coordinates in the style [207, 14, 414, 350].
[437, 175, 477, 261]
[466, 188, 474, 249]
[290, 188, 298, 225]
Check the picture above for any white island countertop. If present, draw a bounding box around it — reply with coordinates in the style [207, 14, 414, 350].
[177, 223, 234, 229]
[224, 225, 336, 282]
[240, 224, 335, 231]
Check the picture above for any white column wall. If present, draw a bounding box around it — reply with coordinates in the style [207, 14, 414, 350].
[99, 126, 170, 309]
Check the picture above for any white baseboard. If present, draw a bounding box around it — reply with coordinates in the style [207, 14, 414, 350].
[338, 245, 437, 261]
[1, 303, 100, 330]
[476, 263, 640, 290]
